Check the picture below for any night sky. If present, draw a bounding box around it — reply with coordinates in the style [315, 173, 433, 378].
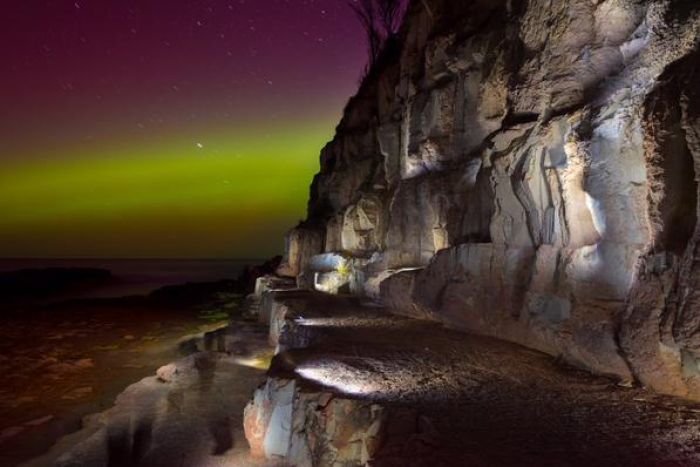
[0, 0, 367, 259]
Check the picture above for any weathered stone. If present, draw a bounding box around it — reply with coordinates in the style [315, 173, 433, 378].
[276, 225, 324, 279]
[379, 268, 432, 320]
[244, 377, 390, 467]
[282, 0, 700, 399]
[248, 292, 700, 466]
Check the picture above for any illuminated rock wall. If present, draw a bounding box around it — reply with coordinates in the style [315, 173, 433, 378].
[278, 0, 700, 398]
[244, 377, 391, 466]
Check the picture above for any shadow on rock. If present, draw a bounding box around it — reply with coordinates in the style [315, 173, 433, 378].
[107, 417, 153, 467]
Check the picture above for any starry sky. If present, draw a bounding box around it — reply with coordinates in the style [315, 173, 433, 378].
[0, 0, 367, 259]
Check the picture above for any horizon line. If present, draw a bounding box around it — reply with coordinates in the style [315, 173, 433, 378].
[0, 257, 273, 261]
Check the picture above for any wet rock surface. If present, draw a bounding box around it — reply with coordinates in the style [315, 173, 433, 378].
[22, 322, 274, 467]
[0, 280, 246, 466]
[20, 284, 700, 466]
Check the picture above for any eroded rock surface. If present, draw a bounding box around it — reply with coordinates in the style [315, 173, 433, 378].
[278, 0, 700, 398]
[22, 323, 273, 467]
[245, 291, 700, 466]
[244, 377, 388, 466]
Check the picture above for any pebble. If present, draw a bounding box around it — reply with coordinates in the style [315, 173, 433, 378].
[156, 364, 178, 383]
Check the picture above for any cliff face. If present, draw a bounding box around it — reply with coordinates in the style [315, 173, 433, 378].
[278, 0, 700, 399]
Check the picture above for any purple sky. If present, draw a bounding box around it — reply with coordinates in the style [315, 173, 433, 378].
[2, 0, 367, 160]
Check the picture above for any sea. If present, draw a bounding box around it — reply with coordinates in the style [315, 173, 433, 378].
[0, 258, 256, 300]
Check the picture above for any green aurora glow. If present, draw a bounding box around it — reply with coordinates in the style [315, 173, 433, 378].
[0, 121, 330, 258]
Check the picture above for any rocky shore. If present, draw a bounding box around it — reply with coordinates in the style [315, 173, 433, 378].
[242, 280, 700, 466]
[239, 0, 700, 463]
[19, 0, 700, 464]
[0, 277, 249, 467]
[24, 322, 273, 467]
[34, 279, 700, 466]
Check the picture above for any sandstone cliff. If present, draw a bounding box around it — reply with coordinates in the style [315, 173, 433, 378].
[277, 0, 700, 399]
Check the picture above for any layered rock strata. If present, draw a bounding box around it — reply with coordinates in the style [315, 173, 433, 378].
[244, 290, 700, 466]
[244, 377, 391, 466]
[277, 0, 700, 398]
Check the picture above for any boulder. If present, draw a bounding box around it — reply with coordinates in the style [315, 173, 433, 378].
[244, 377, 392, 466]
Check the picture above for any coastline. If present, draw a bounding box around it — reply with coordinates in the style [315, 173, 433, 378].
[0, 264, 261, 466]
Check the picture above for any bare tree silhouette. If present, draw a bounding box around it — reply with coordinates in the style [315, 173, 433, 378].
[348, 0, 382, 65]
[376, 0, 406, 36]
[347, 0, 407, 67]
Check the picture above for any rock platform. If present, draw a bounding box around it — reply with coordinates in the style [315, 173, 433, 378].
[246, 288, 700, 467]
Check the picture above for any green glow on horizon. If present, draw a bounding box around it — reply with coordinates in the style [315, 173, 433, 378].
[0, 121, 331, 258]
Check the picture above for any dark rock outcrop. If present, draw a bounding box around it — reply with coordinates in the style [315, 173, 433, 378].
[0, 268, 114, 305]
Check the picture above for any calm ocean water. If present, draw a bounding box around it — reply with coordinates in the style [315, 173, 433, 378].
[0, 258, 257, 299]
